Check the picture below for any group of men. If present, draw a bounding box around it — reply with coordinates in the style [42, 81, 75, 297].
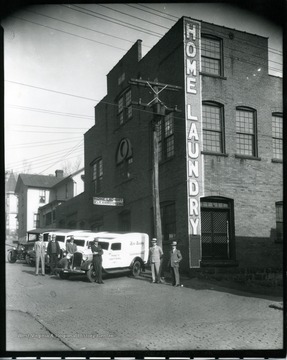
[34, 234, 104, 283]
[148, 238, 182, 287]
[34, 232, 182, 286]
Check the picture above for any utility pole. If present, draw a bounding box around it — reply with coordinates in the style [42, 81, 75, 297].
[129, 79, 181, 249]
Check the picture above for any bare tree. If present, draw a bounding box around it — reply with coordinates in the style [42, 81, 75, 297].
[61, 156, 82, 176]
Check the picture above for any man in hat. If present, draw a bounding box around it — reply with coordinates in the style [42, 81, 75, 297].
[168, 241, 182, 287]
[47, 234, 61, 275]
[148, 238, 163, 283]
[35, 234, 46, 276]
[91, 238, 104, 284]
[65, 235, 77, 269]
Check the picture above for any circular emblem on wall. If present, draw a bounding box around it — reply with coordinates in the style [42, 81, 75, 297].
[116, 138, 133, 164]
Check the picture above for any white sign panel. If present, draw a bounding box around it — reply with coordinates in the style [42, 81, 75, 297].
[93, 197, 124, 206]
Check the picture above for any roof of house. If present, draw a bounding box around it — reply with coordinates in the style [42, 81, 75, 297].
[5, 172, 17, 192]
[51, 167, 84, 188]
[15, 173, 63, 192]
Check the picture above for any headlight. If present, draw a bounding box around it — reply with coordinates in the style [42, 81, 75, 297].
[83, 255, 88, 261]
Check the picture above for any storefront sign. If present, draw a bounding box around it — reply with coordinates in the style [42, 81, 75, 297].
[184, 18, 203, 268]
[93, 197, 124, 206]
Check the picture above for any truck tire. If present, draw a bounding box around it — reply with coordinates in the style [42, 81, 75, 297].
[131, 260, 141, 277]
[7, 252, 16, 263]
[87, 266, 97, 283]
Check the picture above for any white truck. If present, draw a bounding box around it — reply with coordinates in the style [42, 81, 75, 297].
[56, 232, 149, 282]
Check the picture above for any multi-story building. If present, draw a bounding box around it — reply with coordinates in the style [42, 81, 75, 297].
[56, 17, 283, 279]
[5, 172, 18, 243]
[38, 168, 85, 228]
[15, 170, 65, 241]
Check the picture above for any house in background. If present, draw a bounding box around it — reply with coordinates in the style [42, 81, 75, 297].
[5, 171, 18, 243]
[15, 170, 65, 241]
[38, 168, 85, 228]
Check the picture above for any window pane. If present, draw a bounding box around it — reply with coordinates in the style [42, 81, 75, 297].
[272, 115, 283, 160]
[166, 136, 174, 158]
[201, 38, 220, 59]
[236, 134, 253, 155]
[203, 131, 221, 152]
[236, 111, 254, 134]
[201, 58, 220, 75]
[202, 104, 222, 153]
[203, 105, 221, 131]
[118, 97, 123, 113]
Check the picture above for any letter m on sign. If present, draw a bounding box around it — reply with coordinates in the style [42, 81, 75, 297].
[189, 235, 201, 268]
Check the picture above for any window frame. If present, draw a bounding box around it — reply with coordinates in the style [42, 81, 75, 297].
[272, 112, 283, 161]
[202, 101, 225, 155]
[117, 88, 132, 126]
[235, 106, 258, 158]
[157, 112, 175, 163]
[91, 157, 103, 195]
[201, 34, 223, 77]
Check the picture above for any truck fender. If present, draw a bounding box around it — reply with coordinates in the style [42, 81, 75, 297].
[130, 257, 144, 270]
[81, 260, 93, 271]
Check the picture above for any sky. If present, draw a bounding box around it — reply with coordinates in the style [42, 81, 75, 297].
[2, 2, 283, 176]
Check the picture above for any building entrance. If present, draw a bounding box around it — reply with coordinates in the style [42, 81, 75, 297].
[201, 200, 231, 260]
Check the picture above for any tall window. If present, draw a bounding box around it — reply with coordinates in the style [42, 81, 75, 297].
[117, 89, 132, 125]
[33, 213, 39, 228]
[201, 35, 223, 76]
[157, 112, 175, 162]
[160, 202, 176, 243]
[275, 202, 283, 243]
[236, 107, 257, 156]
[202, 102, 224, 153]
[39, 190, 46, 203]
[92, 158, 103, 194]
[272, 113, 283, 160]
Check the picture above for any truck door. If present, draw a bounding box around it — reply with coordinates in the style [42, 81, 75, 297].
[103, 242, 123, 269]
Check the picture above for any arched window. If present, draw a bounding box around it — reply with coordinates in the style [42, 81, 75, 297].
[116, 138, 133, 181]
[202, 101, 225, 154]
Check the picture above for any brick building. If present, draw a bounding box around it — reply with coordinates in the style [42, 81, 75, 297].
[56, 17, 283, 280]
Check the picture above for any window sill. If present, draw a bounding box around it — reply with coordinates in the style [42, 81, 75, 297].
[202, 151, 228, 157]
[235, 154, 261, 161]
[115, 176, 134, 186]
[272, 158, 283, 163]
[200, 72, 227, 80]
[159, 157, 174, 166]
[201, 259, 239, 267]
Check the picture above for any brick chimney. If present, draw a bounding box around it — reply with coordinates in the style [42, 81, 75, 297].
[55, 170, 64, 178]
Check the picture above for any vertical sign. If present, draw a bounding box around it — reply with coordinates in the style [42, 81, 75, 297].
[184, 18, 203, 268]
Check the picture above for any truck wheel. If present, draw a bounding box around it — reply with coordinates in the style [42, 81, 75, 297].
[7, 252, 16, 263]
[131, 260, 141, 277]
[87, 266, 97, 283]
[59, 272, 70, 280]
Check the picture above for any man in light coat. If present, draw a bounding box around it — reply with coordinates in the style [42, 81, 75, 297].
[35, 234, 46, 276]
[168, 241, 182, 287]
[148, 238, 163, 283]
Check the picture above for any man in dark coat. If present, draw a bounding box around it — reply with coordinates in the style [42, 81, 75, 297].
[47, 234, 61, 275]
[91, 238, 104, 284]
[168, 241, 182, 287]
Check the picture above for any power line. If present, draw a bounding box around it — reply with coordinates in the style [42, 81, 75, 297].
[7, 137, 82, 149]
[10, 124, 89, 130]
[7, 104, 94, 120]
[23, 8, 151, 49]
[10, 15, 129, 52]
[64, 4, 162, 37]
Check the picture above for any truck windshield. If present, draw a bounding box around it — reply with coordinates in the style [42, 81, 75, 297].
[73, 239, 86, 247]
[56, 235, 65, 243]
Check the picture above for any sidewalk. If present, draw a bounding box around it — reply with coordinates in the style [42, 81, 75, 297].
[140, 268, 284, 302]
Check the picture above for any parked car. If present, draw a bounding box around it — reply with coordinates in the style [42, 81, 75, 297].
[56, 232, 149, 281]
[7, 242, 35, 264]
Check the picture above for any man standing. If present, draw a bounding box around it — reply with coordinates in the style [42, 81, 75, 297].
[35, 234, 46, 276]
[47, 234, 61, 275]
[168, 241, 182, 287]
[91, 238, 104, 284]
[148, 238, 163, 284]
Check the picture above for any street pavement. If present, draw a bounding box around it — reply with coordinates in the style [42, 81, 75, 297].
[5, 261, 284, 353]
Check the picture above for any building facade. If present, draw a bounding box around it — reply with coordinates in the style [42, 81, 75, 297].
[15, 170, 65, 241]
[38, 168, 85, 228]
[56, 17, 283, 279]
